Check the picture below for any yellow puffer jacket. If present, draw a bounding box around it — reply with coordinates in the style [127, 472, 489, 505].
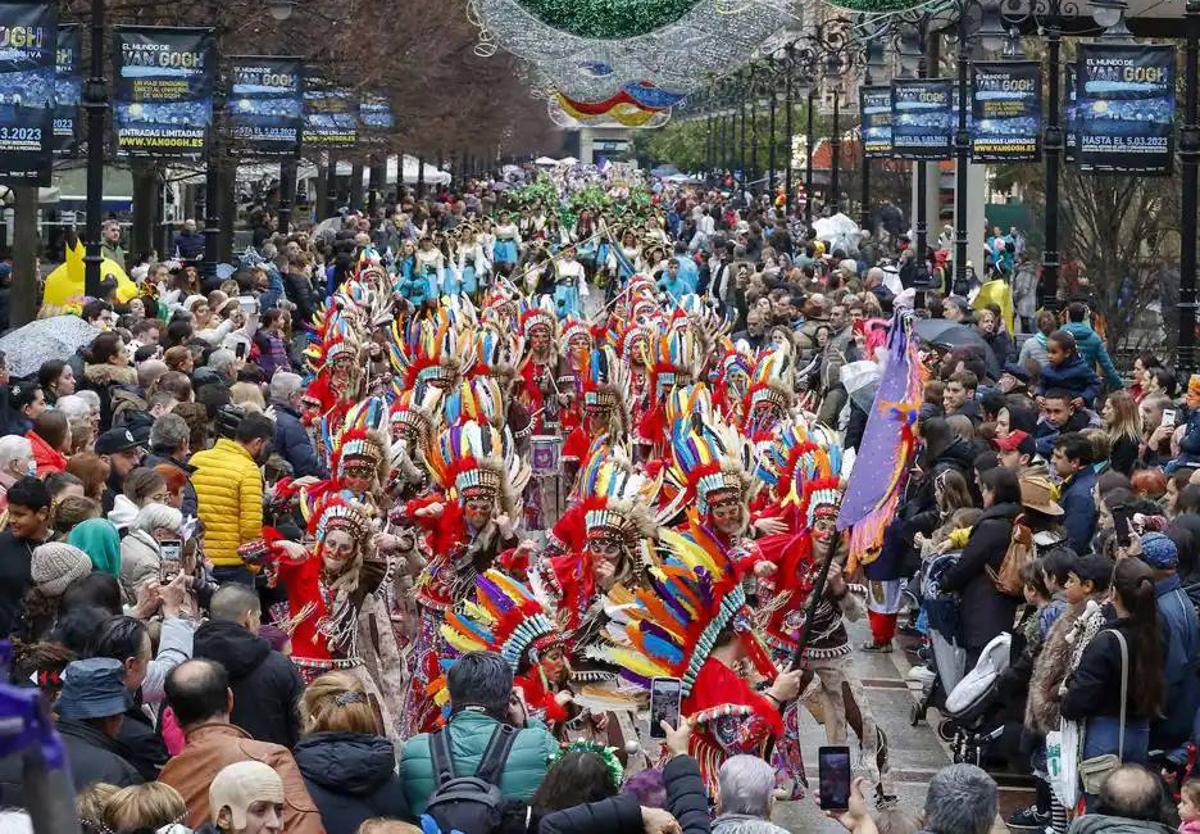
[190, 438, 263, 567]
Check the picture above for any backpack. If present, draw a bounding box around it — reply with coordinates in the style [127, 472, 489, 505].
[424, 722, 518, 834]
[989, 514, 1034, 598]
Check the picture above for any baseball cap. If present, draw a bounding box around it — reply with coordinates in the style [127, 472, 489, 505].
[992, 430, 1035, 457]
[56, 658, 133, 720]
[94, 427, 140, 455]
[209, 761, 284, 828]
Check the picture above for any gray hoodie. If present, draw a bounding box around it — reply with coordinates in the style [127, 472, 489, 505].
[711, 814, 790, 834]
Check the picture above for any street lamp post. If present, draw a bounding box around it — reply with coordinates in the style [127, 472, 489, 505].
[1181, 0, 1200, 371]
[83, 0, 107, 298]
[768, 88, 777, 196]
[739, 86, 747, 195]
[785, 48, 795, 214]
[805, 85, 815, 225]
[862, 41, 889, 233]
[203, 80, 225, 284]
[953, 4, 973, 290]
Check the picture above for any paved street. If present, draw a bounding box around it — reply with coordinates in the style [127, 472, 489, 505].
[772, 620, 1033, 833]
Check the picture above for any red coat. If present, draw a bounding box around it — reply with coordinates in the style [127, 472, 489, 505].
[26, 430, 66, 477]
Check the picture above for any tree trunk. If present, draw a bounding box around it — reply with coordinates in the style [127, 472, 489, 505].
[10, 186, 39, 328]
[130, 160, 159, 261]
[349, 161, 364, 212]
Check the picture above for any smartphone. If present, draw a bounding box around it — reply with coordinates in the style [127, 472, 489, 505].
[648, 676, 683, 740]
[160, 540, 182, 582]
[818, 745, 852, 811]
[1162, 408, 1177, 429]
[1112, 506, 1133, 548]
[234, 341, 248, 360]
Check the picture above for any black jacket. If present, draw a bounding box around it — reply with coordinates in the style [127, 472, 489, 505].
[115, 704, 168, 781]
[1062, 616, 1158, 725]
[58, 718, 143, 793]
[940, 502, 1022, 649]
[539, 793, 644, 834]
[0, 530, 38, 639]
[294, 732, 408, 834]
[284, 270, 319, 325]
[664, 756, 710, 834]
[192, 620, 303, 747]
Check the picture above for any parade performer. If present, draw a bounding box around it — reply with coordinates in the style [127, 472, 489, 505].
[401, 419, 530, 735]
[744, 345, 797, 443]
[438, 569, 573, 731]
[592, 516, 801, 793]
[493, 211, 522, 273]
[554, 246, 589, 317]
[516, 296, 567, 435]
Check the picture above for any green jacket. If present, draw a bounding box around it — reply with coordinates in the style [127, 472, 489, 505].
[401, 709, 558, 817]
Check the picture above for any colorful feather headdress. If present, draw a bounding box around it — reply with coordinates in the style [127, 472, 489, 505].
[389, 309, 476, 391]
[561, 316, 594, 349]
[425, 420, 530, 505]
[611, 319, 656, 370]
[389, 383, 443, 449]
[588, 515, 776, 697]
[518, 295, 558, 339]
[442, 376, 506, 430]
[441, 569, 566, 672]
[471, 324, 523, 381]
[577, 448, 661, 546]
[580, 346, 630, 422]
[307, 493, 372, 562]
[746, 345, 795, 416]
[667, 414, 754, 518]
[650, 329, 701, 397]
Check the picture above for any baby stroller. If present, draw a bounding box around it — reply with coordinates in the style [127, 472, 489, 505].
[941, 633, 1011, 766]
[908, 550, 967, 728]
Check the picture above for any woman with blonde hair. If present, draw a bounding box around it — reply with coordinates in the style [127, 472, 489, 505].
[230, 381, 266, 413]
[1103, 389, 1142, 476]
[102, 782, 189, 833]
[292, 670, 408, 834]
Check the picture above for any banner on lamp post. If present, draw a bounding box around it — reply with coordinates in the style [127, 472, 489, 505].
[0, 2, 56, 185]
[303, 80, 357, 147]
[1075, 43, 1175, 175]
[53, 23, 80, 157]
[112, 26, 215, 158]
[227, 57, 302, 157]
[890, 78, 953, 160]
[1065, 61, 1079, 164]
[359, 93, 393, 130]
[970, 61, 1041, 162]
[860, 85, 892, 158]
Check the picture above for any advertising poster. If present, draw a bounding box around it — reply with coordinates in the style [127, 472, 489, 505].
[54, 23, 80, 157]
[0, 2, 56, 184]
[303, 79, 356, 147]
[359, 92, 393, 130]
[970, 61, 1041, 162]
[1076, 43, 1175, 174]
[112, 26, 215, 157]
[1066, 61, 1079, 164]
[227, 56, 302, 156]
[860, 85, 892, 158]
[890, 78, 953, 160]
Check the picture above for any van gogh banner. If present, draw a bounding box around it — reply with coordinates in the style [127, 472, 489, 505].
[1076, 43, 1175, 174]
[53, 24, 80, 157]
[227, 57, 302, 156]
[359, 93, 393, 130]
[112, 26, 215, 158]
[303, 80, 356, 146]
[890, 78, 952, 160]
[860, 86, 892, 158]
[0, 2, 56, 185]
[970, 61, 1041, 162]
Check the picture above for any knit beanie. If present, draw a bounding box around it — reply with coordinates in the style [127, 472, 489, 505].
[130, 502, 184, 536]
[31, 543, 93, 597]
[1139, 532, 1178, 570]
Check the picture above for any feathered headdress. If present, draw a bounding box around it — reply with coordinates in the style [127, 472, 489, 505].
[307, 493, 372, 563]
[389, 384, 443, 449]
[667, 414, 754, 518]
[579, 346, 630, 426]
[650, 329, 701, 398]
[425, 420, 530, 509]
[745, 345, 795, 422]
[518, 295, 558, 339]
[389, 309, 476, 391]
[441, 569, 566, 671]
[588, 516, 776, 696]
[577, 449, 661, 546]
[471, 324, 524, 381]
[561, 316, 594, 350]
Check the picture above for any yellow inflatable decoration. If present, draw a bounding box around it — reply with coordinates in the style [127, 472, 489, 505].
[973, 278, 1015, 336]
[42, 239, 139, 314]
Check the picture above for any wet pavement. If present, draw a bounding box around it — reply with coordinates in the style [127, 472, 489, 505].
[770, 620, 1033, 833]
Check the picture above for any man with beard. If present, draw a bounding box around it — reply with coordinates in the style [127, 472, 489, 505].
[191, 413, 274, 586]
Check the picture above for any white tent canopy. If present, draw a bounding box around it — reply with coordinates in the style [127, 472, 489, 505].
[166, 154, 450, 187]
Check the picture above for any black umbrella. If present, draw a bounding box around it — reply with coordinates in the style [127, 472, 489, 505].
[914, 318, 1001, 379]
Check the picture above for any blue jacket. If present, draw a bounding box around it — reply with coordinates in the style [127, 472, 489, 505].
[1033, 409, 1093, 459]
[271, 402, 325, 479]
[1153, 575, 1200, 750]
[401, 709, 558, 817]
[1063, 321, 1123, 391]
[1038, 354, 1102, 408]
[1060, 466, 1098, 554]
[1166, 407, 1200, 474]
